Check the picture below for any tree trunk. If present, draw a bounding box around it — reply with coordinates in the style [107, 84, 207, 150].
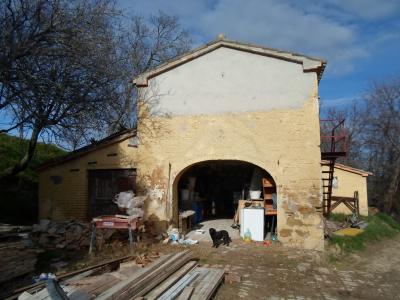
[0, 124, 42, 180]
[383, 155, 400, 213]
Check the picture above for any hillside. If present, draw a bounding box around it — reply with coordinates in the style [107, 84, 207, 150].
[0, 133, 67, 224]
[0, 133, 66, 181]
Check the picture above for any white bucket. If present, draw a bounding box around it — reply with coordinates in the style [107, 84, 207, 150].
[249, 190, 262, 199]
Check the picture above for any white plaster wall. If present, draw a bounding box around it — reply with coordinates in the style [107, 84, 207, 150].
[146, 47, 316, 116]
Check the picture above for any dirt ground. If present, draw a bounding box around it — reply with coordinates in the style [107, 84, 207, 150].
[4, 231, 400, 299]
[179, 235, 400, 300]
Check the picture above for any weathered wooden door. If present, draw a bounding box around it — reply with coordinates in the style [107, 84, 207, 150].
[88, 169, 136, 218]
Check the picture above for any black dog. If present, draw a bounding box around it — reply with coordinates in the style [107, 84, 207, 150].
[209, 228, 232, 248]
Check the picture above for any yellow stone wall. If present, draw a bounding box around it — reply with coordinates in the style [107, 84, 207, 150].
[38, 138, 138, 221]
[136, 83, 325, 250]
[38, 46, 327, 250]
[38, 93, 325, 250]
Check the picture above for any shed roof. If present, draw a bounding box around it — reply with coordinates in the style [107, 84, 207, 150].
[133, 36, 326, 87]
[37, 129, 136, 171]
[321, 161, 372, 177]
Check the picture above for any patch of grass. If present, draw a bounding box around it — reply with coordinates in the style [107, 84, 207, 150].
[375, 213, 400, 230]
[329, 213, 400, 252]
[329, 213, 348, 222]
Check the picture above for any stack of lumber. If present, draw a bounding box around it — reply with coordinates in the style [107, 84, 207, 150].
[0, 239, 40, 284]
[18, 251, 225, 300]
[0, 224, 41, 285]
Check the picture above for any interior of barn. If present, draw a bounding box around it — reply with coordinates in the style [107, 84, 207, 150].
[177, 160, 277, 240]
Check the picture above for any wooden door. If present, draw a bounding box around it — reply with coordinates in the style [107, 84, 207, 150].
[88, 169, 136, 218]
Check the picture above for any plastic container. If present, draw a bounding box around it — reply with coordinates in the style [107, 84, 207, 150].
[249, 190, 261, 199]
[244, 228, 252, 243]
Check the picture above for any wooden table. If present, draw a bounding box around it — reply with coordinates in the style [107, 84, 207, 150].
[179, 210, 195, 234]
[89, 215, 141, 254]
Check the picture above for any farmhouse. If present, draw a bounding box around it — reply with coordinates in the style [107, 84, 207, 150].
[38, 36, 368, 250]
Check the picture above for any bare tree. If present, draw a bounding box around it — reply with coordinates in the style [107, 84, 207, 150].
[0, 0, 191, 178]
[105, 11, 191, 132]
[362, 80, 400, 213]
[321, 79, 400, 214]
[323, 102, 367, 168]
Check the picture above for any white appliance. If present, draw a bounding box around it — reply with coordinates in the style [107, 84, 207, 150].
[240, 207, 264, 241]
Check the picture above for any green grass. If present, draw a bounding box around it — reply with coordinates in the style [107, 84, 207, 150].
[329, 213, 400, 252]
[329, 213, 348, 223]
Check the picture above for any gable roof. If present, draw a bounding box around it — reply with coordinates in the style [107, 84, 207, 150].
[133, 37, 327, 87]
[334, 163, 372, 177]
[321, 161, 372, 177]
[37, 129, 136, 171]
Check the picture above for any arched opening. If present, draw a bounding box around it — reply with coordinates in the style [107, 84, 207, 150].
[175, 160, 277, 239]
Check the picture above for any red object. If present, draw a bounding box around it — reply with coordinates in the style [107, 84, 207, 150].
[320, 119, 348, 157]
[92, 215, 140, 230]
[263, 240, 271, 247]
[89, 215, 141, 254]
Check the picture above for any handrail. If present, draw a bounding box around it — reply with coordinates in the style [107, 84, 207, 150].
[320, 119, 347, 155]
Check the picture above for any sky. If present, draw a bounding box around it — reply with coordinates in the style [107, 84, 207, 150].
[118, 0, 400, 110]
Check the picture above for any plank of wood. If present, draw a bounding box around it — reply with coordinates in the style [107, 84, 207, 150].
[144, 261, 197, 300]
[176, 286, 194, 300]
[97, 251, 193, 300]
[9, 255, 133, 300]
[157, 268, 202, 300]
[96, 253, 174, 300]
[190, 268, 225, 300]
[129, 252, 194, 298]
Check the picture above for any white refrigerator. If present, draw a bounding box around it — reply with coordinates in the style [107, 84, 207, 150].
[240, 207, 265, 242]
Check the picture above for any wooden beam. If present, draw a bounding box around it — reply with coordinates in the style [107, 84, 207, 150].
[145, 261, 197, 300]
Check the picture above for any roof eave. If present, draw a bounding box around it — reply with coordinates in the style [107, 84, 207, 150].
[37, 130, 137, 172]
[132, 38, 326, 87]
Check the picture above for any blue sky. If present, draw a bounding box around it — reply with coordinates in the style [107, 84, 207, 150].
[118, 0, 400, 110]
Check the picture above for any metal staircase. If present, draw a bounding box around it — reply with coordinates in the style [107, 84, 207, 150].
[320, 119, 347, 217]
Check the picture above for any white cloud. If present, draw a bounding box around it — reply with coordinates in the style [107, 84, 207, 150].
[332, 0, 400, 20]
[117, 0, 399, 77]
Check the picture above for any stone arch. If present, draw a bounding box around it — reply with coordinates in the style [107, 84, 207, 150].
[170, 156, 279, 226]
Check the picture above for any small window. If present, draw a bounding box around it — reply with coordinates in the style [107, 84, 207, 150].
[50, 175, 63, 185]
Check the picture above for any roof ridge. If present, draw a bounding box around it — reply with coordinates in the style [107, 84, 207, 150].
[133, 38, 326, 87]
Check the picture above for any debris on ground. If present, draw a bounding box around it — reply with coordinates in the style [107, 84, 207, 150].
[113, 191, 145, 218]
[14, 251, 225, 300]
[224, 265, 241, 284]
[31, 219, 91, 250]
[323, 219, 344, 237]
[31, 219, 128, 251]
[0, 234, 42, 284]
[33, 273, 56, 283]
[333, 227, 365, 237]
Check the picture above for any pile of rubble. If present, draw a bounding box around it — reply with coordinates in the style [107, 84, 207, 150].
[31, 219, 92, 250]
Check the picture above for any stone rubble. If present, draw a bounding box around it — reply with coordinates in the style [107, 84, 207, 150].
[31, 219, 92, 250]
